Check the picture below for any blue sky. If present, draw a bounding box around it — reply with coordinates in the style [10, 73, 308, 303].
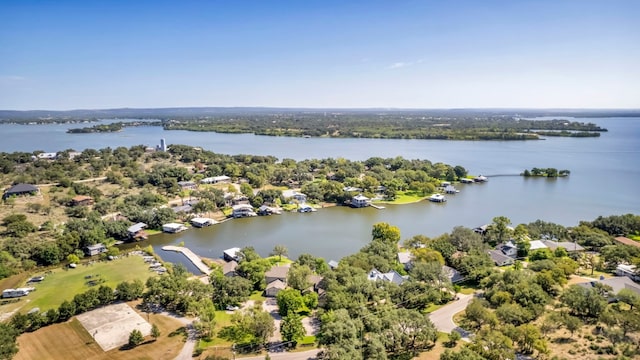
[1, 0, 638, 110]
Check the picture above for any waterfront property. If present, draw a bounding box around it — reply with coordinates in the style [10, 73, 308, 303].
[351, 194, 371, 208]
[367, 268, 407, 285]
[127, 222, 148, 240]
[265, 265, 290, 285]
[84, 243, 107, 256]
[258, 205, 282, 216]
[232, 204, 257, 218]
[460, 178, 474, 184]
[265, 279, 286, 297]
[444, 185, 459, 194]
[428, 193, 446, 202]
[162, 223, 188, 233]
[161, 245, 211, 275]
[190, 217, 216, 227]
[223, 260, 238, 277]
[474, 175, 488, 182]
[298, 204, 316, 213]
[223, 247, 241, 262]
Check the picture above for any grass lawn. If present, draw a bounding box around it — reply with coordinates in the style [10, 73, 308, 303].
[12, 255, 156, 313]
[15, 311, 186, 360]
[424, 303, 445, 313]
[375, 190, 425, 204]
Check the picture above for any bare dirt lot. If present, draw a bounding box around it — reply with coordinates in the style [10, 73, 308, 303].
[76, 302, 152, 351]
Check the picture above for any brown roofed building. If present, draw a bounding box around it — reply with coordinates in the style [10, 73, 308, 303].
[614, 237, 640, 248]
[71, 195, 94, 206]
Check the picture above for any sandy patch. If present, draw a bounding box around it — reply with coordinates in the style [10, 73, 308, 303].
[76, 303, 151, 351]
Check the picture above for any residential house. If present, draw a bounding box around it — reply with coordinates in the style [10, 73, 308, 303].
[223, 261, 238, 277]
[177, 181, 197, 190]
[351, 194, 370, 208]
[265, 279, 286, 297]
[577, 276, 640, 301]
[127, 222, 148, 240]
[497, 241, 518, 258]
[528, 240, 548, 251]
[614, 237, 640, 249]
[542, 240, 584, 253]
[398, 252, 414, 271]
[487, 249, 515, 267]
[443, 265, 464, 283]
[367, 268, 407, 285]
[223, 247, 241, 262]
[84, 243, 107, 256]
[232, 204, 256, 218]
[3, 183, 39, 199]
[327, 260, 339, 270]
[258, 205, 282, 216]
[616, 264, 640, 281]
[71, 195, 94, 206]
[33, 152, 57, 160]
[265, 266, 290, 285]
[201, 175, 231, 184]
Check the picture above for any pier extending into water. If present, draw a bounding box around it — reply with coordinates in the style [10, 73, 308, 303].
[369, 204, 385, 210]
[162, 245, 212, 275]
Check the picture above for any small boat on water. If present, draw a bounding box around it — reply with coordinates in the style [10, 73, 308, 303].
[429, 193, 446, 203]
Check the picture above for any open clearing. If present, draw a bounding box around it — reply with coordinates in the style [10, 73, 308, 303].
[0, 254, 156, 314]
[15, 307, 186, 360]
[77, 303, 151, 351]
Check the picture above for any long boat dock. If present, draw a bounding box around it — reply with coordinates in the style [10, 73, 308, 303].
[162, 245, 211, 275]
[369, 204, 385, 210]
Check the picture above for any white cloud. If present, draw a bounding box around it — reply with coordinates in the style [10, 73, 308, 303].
[389, 62, 409, 69]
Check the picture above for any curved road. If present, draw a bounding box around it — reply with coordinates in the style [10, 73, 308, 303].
[428, 293, 474, 340]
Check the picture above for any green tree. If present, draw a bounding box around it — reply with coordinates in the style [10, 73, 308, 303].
[371, 223, 401, 244]
[276, 289, 304, 317]
[151, 323, 160, 340]
[280, 313, 306, 345]
[287, 264, 313, 292]
[128, 329, 144, 347]
[0, 323, 18, 360]
[66, 253, 80, 264]
[270, 244, 288, 262]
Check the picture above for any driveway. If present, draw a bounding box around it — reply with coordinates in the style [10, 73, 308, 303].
[262, 298, 282, 342]
[428, 293, 474, 339]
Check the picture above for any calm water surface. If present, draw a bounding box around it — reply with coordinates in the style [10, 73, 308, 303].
[2, 117, 639, 269]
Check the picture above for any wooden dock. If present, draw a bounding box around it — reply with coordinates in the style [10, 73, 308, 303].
[162, 245, 211, 275]
[369, 204, 385, 210]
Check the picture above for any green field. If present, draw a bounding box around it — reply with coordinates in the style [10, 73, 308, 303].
[375, 190, 426, 204]
[14, 255, 157, 312]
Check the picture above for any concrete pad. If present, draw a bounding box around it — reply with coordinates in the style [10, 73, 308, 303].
[76, 303, 151, 351]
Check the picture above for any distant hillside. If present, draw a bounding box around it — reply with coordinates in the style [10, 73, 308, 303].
[0, 107, 639, 122]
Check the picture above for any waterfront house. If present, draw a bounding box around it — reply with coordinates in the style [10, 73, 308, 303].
[351, 194, 370, 208]
[3, 183, 39, 199]
[172, 204, 193, 214]
[614, 236, 640, 248]
[265, 265, 290, 285]
[460, 178, 474, 184]
[265, 279, 286, 297]
[84, 243, 107, 256]
[258, 205, 282, 216]
[428, 193, 446, 202]
[162, 223, 187, 233]
[223, 247, 242, 262]
[298, 204, 315, 213]
[444, 185, 459, 194]
[71, 195, 94, 206]
[232, 204, 257, 218]
[190, 217, 216, 227]
[223, 261, 238, 277]
[474, 175, 488, 182]
[127, 222, 148, 240]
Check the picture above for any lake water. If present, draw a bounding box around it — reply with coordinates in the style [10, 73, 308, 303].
[2, 117, 639, 271]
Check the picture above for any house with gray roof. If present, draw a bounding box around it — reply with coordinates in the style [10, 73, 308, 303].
[367, 268, 407, 285]
[3, 183, 39, 199]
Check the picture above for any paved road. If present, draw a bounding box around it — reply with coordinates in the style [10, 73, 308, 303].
[428, 293, 474, 339]
[239, 349, 319, 360]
